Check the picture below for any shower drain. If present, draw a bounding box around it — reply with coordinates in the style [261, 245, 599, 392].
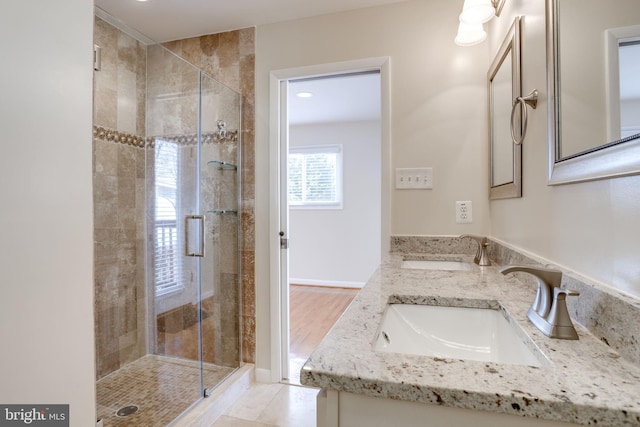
[116, 405, 139, 417]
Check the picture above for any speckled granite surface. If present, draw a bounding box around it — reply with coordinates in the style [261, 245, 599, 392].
[301, 246, 640, 426]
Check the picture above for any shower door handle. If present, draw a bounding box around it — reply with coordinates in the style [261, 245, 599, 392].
[185, 215, 205, 257]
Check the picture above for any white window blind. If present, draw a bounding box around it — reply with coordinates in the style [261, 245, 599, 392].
[154, 140, 183, 296]
[288, 145, 342, 208]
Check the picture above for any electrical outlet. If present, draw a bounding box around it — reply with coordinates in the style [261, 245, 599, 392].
[456, 201, 472, 224]
[395, 168, 433, 189]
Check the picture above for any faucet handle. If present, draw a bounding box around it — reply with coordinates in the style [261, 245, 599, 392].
[546, 288, 580, 340]
[555, 288, 579, 297]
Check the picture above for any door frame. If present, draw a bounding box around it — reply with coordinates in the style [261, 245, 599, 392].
[268, 57, 391, 382]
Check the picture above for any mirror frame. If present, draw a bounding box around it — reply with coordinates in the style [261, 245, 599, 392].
[546, 0, 640, 185]
[489, 17, 522, 199]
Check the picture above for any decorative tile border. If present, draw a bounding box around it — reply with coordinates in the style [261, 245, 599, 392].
[147, 131, 239, 147]
[93, 125, 146, 148]
[390, 234, 640, 366]
[93, 125, 239, 149]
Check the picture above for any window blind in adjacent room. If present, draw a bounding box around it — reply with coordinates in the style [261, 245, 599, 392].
[288, 144, 343, 208]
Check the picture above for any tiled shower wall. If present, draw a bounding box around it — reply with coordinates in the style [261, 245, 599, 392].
[93, 17, 147, 379]
[93, 18, 257, 380]
[163, 30, 257, 363]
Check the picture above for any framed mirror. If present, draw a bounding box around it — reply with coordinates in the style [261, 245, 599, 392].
[489, 17, 522, 199]
[547, 0, 640, 185]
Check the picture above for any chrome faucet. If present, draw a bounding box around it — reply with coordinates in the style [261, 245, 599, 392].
[500, 265, 580, 340]
[459, 235, 491, 266]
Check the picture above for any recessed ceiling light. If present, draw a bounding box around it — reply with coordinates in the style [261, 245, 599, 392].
[296, 91, 313, 98]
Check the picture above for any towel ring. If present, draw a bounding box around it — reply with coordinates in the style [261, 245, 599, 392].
[510, 89, 538, 145]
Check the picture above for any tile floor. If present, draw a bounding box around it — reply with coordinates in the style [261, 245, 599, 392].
[96, 355, 234, 426]
[210, 383, 319, 427]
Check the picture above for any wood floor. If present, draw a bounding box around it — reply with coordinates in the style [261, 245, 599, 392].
[288, 284, 359, 383]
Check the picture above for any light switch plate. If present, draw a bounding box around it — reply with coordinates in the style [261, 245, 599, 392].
[396, 168, 433, 189]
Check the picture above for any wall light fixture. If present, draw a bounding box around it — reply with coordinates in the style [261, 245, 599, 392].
[460, 0, 496, 24]
[455, 0, 506, 46]
[455, 22, 487, 46]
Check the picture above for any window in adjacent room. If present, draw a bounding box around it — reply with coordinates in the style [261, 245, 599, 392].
[288, 144, 343, 209]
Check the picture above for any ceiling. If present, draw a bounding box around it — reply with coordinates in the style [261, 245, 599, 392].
[288, 73, 381, 126]
[95, 0, 387, 126]
[94, 0, 410, 43]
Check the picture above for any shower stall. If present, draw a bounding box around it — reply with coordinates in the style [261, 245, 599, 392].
[93, 17, 242, 426]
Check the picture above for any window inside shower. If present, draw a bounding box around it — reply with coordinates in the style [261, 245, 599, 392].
[154, 140, 183, 297]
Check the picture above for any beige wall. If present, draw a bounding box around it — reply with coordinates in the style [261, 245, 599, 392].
[255, 0, 640, 374]
[0, 0, 96, 424]
[255, 0, 491, 374]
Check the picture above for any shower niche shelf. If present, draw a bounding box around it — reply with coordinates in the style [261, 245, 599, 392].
[208, 160, 237, 170]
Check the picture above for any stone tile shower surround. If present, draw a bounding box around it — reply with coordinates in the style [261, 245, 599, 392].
[93, 18, 147, 379]
[391, 235, 640, 366]
[93, 132, 146, 379]
[93, 17, 256, 383]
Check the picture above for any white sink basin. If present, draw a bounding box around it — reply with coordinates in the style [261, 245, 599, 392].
[375, 304, 546, 367]
[401, 259, 472, 271]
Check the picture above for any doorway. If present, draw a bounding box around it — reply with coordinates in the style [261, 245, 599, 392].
[273, 64, 389, 384]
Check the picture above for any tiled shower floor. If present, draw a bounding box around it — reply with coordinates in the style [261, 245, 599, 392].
[97, 354, 235, 426]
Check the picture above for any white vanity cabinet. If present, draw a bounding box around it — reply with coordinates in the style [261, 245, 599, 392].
[317, 390, 582, 427]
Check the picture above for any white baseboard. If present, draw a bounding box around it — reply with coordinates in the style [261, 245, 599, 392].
[289, 278, 365, 289]
[172, 363, 253, 427]
[254, 368, 274, 383]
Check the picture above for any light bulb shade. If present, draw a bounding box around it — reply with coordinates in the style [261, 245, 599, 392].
[454, 22, 487, 46]
[459, 0, 495, 24]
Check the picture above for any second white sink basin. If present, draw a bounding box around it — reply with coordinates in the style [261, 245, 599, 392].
[401, 259, 472, 271]
[375, 304, 547, 367]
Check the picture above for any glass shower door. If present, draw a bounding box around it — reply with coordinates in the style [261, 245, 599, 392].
[146, 43, 241, 411]
[199, 72, 242, 393]
[147, 44, 205, 413]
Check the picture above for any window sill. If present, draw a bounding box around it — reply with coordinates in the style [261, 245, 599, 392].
[155, 285, 185, 298]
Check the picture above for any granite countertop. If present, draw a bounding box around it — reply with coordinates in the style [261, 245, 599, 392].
[300, 253, 640, 426]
